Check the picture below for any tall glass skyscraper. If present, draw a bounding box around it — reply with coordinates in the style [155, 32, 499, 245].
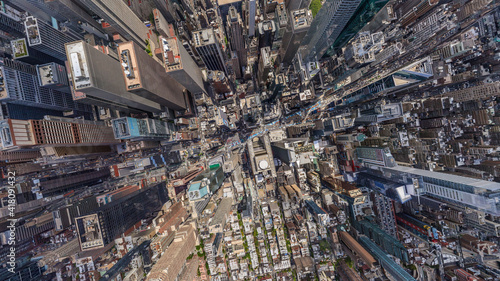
[298, 0, 362, 62]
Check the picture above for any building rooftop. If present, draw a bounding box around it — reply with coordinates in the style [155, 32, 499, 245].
[193, 28, 217, 47]
[217, 0, 242, 6]
[210, 197, 233, 227]
[291, 9, 312, 30]
[385, 165, 500, 192]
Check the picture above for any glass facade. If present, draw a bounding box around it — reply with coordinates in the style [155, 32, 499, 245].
[323, 0, 389, 57]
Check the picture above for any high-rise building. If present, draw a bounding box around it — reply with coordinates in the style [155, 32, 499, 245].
[11, 38, 64, 65]
[258, 20, 276, 49]
[247, 134, 277, 182]
[0, 58, 92, 116]
[65, 40, 162, 113]
[230, 51, 242, 78]
[218, 0, 243, 26]
[146, 224, 197, 281]
[75, 183, 169, 251]
[159, 35, 206, 94]
[153, 9, 172, 38]
[298, 0, 362, 61]
[285, 0, 311, 11]
[0, 10, 24, 38]
[112, 117, 173, 140]
[43, 0, 107, 34]
[117, 41, 188, 111]
[258, 47, 272, 84]
[248, 0, 256, 37]
[78, 0, 152, 49]
[151, 0, 177, 23]
[227, 6, 247, 69]
[0, 116, 119, 150]
[280, 9, 312, 65]
[24, 16, 75, 61]
[193, 28, 228, 74]
[36, 62, 70, 92]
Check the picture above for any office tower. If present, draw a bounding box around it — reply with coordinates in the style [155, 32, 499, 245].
[117, 41, 188, 111]
[247, 134, 277, 182]
[152, 0, 177, 23]
[153, 9, 171, 38]
[274, 4, 288, 50]
[65, 40, 161, 113]
[193, 28, 228, 74]
[0, 10, 25, 38]
[0, 116, 119, 150]
[160, 36, 206, 94]
[36, 62, 70, 93]
[43, 0, 106, 33]
[231, 51, 242, 78]
[322, 0, 389, 57]
[227, 6, 247, 69]
[75, 183, 168, 251]
[258, 47, 272, 84]
[218, 0, 243, 26]
[24, 16, 74, 61]
[248, 0, 256, 37]
[258, 20, 276, 49]
[78, 0, 151, 49]
[39, 169, 111, 198]
[286, 0, 311, 11]
[0, 58, 92, 116]
[11, 38, 64, 65]
[147, 224, 197, 281]
[112, 117, 173, 140]
[298, 0, 362, 62]
[280, 9, 312, 65]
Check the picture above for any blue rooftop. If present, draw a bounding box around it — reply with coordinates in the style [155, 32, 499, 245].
[188, 181, 202, 192]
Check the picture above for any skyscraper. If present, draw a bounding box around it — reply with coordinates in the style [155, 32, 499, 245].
[0, 10, 25, 38]
[227, 6, 247, 70]
[258, 47, 272, 84]
[160, 36, 206, 94]
[298, 0, 362, 61]
[43, 0, 107, 34]
[0, 58, 91, 116]
[280, 9, 312, 65]
[65, 40, 162, 113]
[153, 8, 172, 38]
[0, 116, 119, 150]
[248, 0, 256, 37]
[258, 20, 276, 49]
[218, 0, 243, 26]
[112, 117, 172, 140]
[75, 183, 168, 251]
[193, 28, 228, 74]
[24, 16, 75, 61]
[117, 41, 188, 111]
[151, 0, 177, 23]
[11, 38, 63, 65]
[78, 0, 152, 49]
[36, 62, 70, 93]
